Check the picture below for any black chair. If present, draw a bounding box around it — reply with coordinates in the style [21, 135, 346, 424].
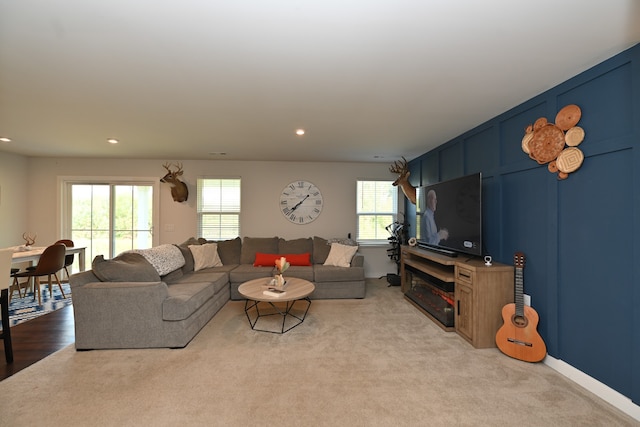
[8, 267, 26, 302]
[1, 248, 14, 363]
[55, 239, 75, 282]
[12, 243, 66, 306]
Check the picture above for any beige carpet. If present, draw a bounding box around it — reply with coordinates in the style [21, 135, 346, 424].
[0, 279, 636, 426]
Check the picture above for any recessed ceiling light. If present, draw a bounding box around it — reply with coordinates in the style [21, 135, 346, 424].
[295, 129, 305, 136]
[0, 137, 11, 143]
[107, 138, 119, 144]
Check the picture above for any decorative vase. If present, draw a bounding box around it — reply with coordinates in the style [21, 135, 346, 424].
[273, 274, 286, 290]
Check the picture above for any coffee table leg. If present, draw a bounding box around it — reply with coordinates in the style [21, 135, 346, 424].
[243, 298, 312, 334]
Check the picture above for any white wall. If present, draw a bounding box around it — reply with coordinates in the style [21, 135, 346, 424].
[0, 152, 29, 247]
[24, 157, 399, 278]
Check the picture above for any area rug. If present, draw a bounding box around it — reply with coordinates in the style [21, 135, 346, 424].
[1, 283, 72, 329]
[0, 279, 635, 426]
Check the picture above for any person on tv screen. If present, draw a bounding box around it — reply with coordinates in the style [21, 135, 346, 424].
[423, 189, 449, 245]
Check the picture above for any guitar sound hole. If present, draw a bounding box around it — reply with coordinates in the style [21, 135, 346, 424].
[512, 315, 528, 328]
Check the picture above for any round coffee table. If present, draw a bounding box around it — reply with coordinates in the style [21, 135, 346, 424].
[238, 277, 315, 334]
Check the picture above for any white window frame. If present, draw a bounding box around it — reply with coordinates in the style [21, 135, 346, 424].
[58, 176, 160, 261]
[356, 179, 398, 245]
[197, 177, 241, 239]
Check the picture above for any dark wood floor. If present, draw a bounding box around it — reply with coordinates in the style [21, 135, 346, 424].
[0, 304, 75, 381]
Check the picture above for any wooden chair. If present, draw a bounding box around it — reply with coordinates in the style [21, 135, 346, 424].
[12, 243, 66, 306]
[0, 248, 14, 363]
[54, 239, 75, 282]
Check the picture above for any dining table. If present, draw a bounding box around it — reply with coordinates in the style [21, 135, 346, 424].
[10, 245, 87, 272]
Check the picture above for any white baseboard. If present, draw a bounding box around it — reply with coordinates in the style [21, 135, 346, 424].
[544, 355, 640, 421]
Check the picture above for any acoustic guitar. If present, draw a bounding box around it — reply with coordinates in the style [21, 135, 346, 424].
[495, 252, 546, 362]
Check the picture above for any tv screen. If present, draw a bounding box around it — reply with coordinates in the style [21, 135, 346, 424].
[416, 173, 482, 257]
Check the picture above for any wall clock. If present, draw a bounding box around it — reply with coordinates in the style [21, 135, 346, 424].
[279, 180, 323, 224]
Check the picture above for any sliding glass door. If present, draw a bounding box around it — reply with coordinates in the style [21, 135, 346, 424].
[63, 181, 157, 267]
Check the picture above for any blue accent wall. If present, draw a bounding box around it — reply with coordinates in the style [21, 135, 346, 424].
[408, 43, 640, 403]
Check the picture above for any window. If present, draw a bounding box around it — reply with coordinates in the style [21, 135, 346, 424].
[356, 180, 397, 243]
[62, 179, 158, 266]
[197, 178, 241, 239]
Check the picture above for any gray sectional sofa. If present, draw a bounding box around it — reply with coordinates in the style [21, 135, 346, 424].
[70, 236, 365, 350]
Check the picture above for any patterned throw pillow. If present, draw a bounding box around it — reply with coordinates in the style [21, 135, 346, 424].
[323, 243, 359, 267]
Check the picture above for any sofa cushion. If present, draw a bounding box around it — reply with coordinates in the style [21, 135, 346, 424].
[278, 237, 313, 254]
[92, 252, 161, 282]
[169, 271, 229, 294]
[163, 281, 216, 321]
[323, 243, 359, 267]
[313, 236, 331, 264]
[253, 252, 312, 267]
[175, 244, 195, 273]
[128, 244, 186, 276]
[214, 237, 242, 265]
[230, 264, 274, 283]
[314, 264, 365, 282]
[283, 265, 314, 281]
[189, 243, 223, 271]
[240, 237, 278, 265]
[161, 267, 184, 284]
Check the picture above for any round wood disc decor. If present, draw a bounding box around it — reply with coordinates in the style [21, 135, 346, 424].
[533, 117, 548, 131]
[564, 126, 585, 146]
[555, 104, 581, 131]
[528, 124, 566, 163]
[556, 147, 584, 173]
[521, 132, 533, 154]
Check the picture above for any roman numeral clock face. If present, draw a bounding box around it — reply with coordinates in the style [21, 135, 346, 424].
[280, 180, 323, 224]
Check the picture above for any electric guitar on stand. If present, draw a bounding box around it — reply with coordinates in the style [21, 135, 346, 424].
[495, 252, 546, 362]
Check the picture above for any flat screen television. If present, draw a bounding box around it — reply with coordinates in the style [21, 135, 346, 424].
[415, 172, 482, 257]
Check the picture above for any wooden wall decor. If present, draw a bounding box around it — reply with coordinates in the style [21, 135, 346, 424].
[522, 104, 585, 180]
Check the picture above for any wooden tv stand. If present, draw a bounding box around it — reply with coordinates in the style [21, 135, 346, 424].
[400, 245, 514, 348]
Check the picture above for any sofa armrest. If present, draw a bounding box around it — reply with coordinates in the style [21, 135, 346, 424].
[351, 253, 364, 268]
[72, 280, 171, 349]
[74, 280, 169, 313]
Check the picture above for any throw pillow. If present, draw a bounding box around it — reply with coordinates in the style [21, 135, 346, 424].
[92, 252, 161, 282]
[240, 237, 279, 265]
[313, 236, 331, 264]
[128, 244, 186, 276]
[189, 243, 223, 271]
[175, 244, 195, 273]
[253, 252, 312, 267]
[205, 237, 241, 265]
[327, 237, 358, 246]
[278, 237, 313, 254]
[323, 243, 359, 268]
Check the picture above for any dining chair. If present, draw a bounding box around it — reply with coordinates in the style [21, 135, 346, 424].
[0, 248, 14, 363]
[11, 243, 66, 306]
[9, 267, 26, 302]
[54, 239, 75, 282]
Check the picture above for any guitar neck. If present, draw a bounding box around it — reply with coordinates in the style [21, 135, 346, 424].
[514, 266, 524, 317]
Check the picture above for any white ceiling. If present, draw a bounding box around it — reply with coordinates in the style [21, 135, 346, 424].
[1, 1, 639, 163]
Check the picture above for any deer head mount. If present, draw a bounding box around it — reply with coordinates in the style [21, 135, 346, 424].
[22, 232, 37, 247]
[161, 162, 189, 202]
[389, 157, 416, 205]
